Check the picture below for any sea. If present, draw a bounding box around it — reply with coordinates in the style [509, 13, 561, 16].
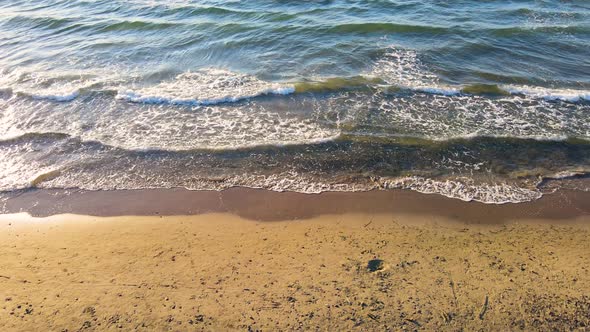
[0, 0, 589, 204]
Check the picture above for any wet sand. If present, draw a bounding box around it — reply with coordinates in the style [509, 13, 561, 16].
[2, 187, 590, 221]
[0, 189, 589, 331]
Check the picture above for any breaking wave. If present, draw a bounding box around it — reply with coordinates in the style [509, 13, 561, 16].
[1, 46, 588, 204]
[116, 69, 295, 106]
[2, 55, 589, 106]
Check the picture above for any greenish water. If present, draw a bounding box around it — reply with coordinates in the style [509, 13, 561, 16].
[0, 0, 589, 203]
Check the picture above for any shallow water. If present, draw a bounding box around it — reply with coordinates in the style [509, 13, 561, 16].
[0, 0, 589, 203]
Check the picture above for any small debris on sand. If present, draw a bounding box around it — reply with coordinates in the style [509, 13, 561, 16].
[367, 259, 385, 272]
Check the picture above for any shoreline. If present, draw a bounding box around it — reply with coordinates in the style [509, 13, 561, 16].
[1, 188, 589, 330]
[1, 187, 589, 222]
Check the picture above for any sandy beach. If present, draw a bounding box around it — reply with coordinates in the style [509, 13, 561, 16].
[2, 0, 590, 330]
[1, 189, 589, 331]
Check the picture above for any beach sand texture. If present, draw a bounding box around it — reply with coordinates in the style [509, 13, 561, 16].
[1, 201, 589, 331]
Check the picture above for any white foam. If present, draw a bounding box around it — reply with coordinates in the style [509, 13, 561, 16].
[415, 86, 461, 96]
[116, 69, 295, 106]
[367, 46, 590, 104]
[367, 47, 461, 96]
[87, 104, 340, 151]
[0, 80, 339, 152]
[37, 170, 545, 204]
[0, 145, 66, 191]
[0, 87, 82, 102]
[371, 92, 589, 141]
[0, 70, 106, 102]
[27, 90, 80, 102]
[383, 82, 590, 102]
[369, 48, 439, 88]
[380, 176, 543, 204]
[220, 172, 364, 194]
[504, 85, 590, 102]
[544, 169, 590, 180]
[237, 174, 544, 205]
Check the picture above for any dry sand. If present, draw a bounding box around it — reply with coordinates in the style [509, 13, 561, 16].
[1, 208, 589, 331]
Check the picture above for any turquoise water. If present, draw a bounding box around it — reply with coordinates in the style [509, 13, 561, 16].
[0, 0, 589, 203]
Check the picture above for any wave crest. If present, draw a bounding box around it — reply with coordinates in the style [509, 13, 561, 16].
[116, 69, 295, 106]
